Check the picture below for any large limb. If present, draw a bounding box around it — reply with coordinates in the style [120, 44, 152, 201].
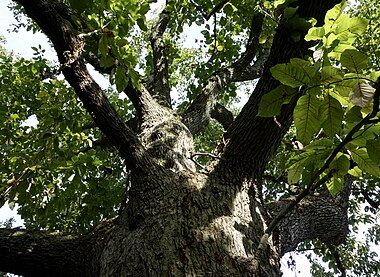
[14, 0, 151, 169]
[0, 221, 113, 276]
[267, 176, 352, 256]
[217, 1, 342, 179]
[149, 9, 171, 107]
[182, 13, 264, 134]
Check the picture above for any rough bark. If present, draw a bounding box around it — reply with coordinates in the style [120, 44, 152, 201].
[0, 220, 114, 276]
[0, 0, 351, 276]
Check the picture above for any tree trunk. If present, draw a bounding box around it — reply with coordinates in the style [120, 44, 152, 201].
[0, 0, 349, 276]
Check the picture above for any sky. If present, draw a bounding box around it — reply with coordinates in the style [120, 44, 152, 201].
[2, 1, 374, 276]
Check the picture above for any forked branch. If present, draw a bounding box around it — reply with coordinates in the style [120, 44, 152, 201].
[182, 13, 264, 134]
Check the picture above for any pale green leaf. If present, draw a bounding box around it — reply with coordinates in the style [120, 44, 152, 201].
[348, 166, 362, 177]
[305, 26, 324, 41]
[329, 153, 350, 176]
[334, 15, 368, 36]
[324, 1, 347, 33]
[334, 79, 357, 96]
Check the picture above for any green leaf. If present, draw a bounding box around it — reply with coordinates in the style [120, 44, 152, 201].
[329, 153, 350, 176]
[345, 106, 362, 123]
[258, 85, 297, 117]
[10, 113, 19, 120]
[320, 95, 344, 136]
[367, 138, 380, 164]
[294, 94, 321, 144]
[115, 66, 129, 92]
[270, 59, 314, 88]
[283, 7, 298, 19]
[136, 18, 148, 31]
[334, 79, 357, 97]
[288, 166, 301, 184]
[321, 66, 343, 83]
[98, 35, 109, 57]
[326, 175, 343, 196]
[351, 148, 380, 177]
[305, 26, 324, 41]
[340, 49, 368, 72]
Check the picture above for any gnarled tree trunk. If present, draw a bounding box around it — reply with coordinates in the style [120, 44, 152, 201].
[0, 0, 350, 276]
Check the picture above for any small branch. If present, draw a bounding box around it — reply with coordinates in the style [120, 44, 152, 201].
[206, 13, 218, 64]
[191, 152, 224, 160]
[78, 22, 111, 39]
[327, 245, 346, 277]
[149, 9, 171, 107]
[206, 0, 229, 20]
[361, 188, 379, 209]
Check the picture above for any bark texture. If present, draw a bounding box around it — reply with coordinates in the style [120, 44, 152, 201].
[0, 0, 351, 276]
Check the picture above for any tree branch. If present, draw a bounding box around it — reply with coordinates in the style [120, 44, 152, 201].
[182, 13, 264, 134]
[210, 103, 234, 130]
[327, 245, 347, 277]
[14, 0, 152, 169]
[189, 0, 229, 21]
[216, 0, 344, 179]
[0, 221, 114, 276]
[149, 9, 171, 107]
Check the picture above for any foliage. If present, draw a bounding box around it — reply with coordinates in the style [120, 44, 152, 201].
[0, 46, 128, 232]
[259, 0, 380, 197]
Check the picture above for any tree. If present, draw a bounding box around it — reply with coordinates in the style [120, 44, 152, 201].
[0, 0, 379, 276]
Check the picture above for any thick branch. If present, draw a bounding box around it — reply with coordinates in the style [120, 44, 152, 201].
[15, 0, 151, 169]
[210, 103, 234, 130]
[218, 0, 342, 179]
[182, 14, 264, 134]
[149, 9, 171, 107]
[268, 195, 349, 256]
[0, 224, 112, 276]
